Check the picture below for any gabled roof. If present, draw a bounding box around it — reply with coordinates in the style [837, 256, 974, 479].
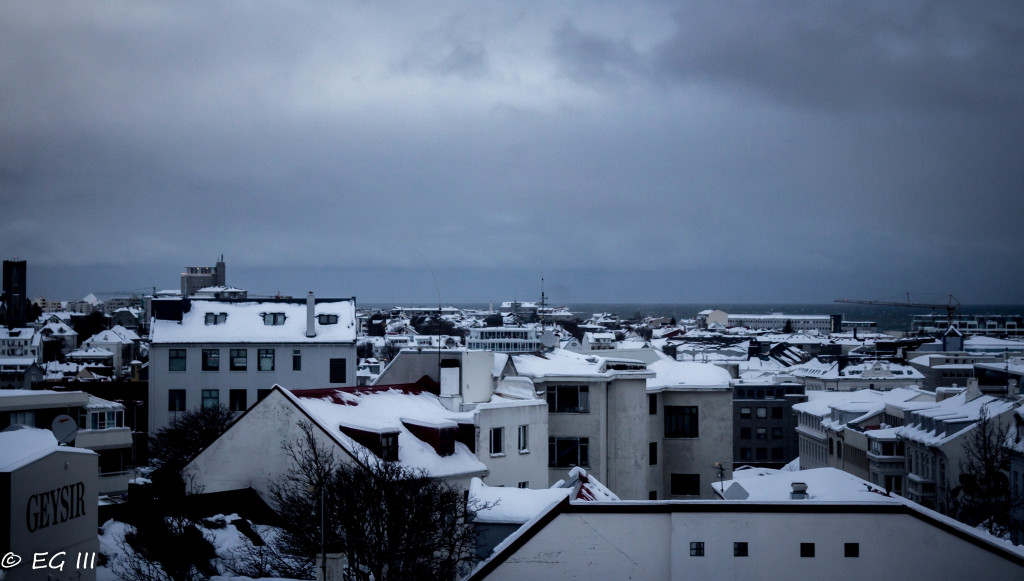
[281, 380, 487, 478]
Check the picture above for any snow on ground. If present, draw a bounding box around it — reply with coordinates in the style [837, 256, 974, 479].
[96, 515, 303, 581]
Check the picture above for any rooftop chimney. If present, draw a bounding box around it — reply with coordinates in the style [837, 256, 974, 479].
[306, 292, 316, 338]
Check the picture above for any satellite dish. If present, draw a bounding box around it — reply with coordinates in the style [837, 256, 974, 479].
[51, 415, 78, 445]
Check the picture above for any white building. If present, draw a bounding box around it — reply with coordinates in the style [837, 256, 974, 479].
[898, 384, 1020, 511]
[788, 358, 925, 391]
[148, 294, 357, 430]
[1, 428, 99, 581]
[467, 496, 1024, 580]
[467, 327, 548, 353]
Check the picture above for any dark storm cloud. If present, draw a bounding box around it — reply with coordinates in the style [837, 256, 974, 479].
[2, 1, 1022, 302]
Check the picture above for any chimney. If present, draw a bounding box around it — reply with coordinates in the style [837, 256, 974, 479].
[965, 377, 982, 402]
[790, 482, 808, 500]
[1009, 378, 1019, 398]
[306, 292, 316, 338]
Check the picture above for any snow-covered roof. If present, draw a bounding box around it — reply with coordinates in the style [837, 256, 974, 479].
[646, 352, 731, 390]
[85, 325, 139, 345]
[469, 478, 570, 524]
[152, 298, 356, 344]
[898, 392, 1019, 447]
[511, 349, 649, 380]
[0, 427, 95, 472]
[715, 466, 903, 502]
[285, 384, 485, 478]
[793, 388, 932, 419]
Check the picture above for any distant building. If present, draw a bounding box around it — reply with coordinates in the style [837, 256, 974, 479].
[2, 259, 28, 328]
[467, 327, 548, 353]
[732, 375, 806, 469]
[180, 255, 226, 297]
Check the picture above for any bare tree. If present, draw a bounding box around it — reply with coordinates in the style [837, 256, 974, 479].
[269, 422, 485, 580]
[951, 404, 1019, 538]
[149, 404, 236, 473]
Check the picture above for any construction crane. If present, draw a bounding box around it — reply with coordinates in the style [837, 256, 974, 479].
[834, 293, 961, 329]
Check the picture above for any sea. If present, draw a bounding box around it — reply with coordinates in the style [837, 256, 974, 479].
[361, 302, 1024, 335]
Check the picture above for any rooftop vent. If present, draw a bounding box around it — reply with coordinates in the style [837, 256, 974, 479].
[790, 482, 809, 500]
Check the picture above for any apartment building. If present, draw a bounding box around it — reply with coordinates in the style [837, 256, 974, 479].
[148, 293, 357, 430]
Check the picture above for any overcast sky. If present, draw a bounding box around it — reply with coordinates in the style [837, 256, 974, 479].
[2, 1, 1022, 304]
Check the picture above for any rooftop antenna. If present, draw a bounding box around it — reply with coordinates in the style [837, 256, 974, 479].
[540, 275, 547, 331]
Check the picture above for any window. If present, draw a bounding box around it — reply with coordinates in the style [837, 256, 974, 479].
[262, 312, 286, 325]
[734, 542, 748, 557]
[10, 411, 35, 427]
[317, 314, 339, 325]
[671, 473, 700, 496]
[381, 433, 398, 461]
[202, 389, 219, 409]
[168, 390, 186, 411]
[258, 348, 275, 371]
[689, 542, 704, 557]
[740, 427, 751, 439]
[292, 349, 301, 371]
[740, 447, 752, 460]
[772, 407, 783, 419]
[204, 312, 227, 325]
[517, 481, 529, 489]
[756, 427, 767, 440]
[518, 425, 529, 453]
[649, 393, 657, 415]
[771, 447, 784, 460]
[88, 411, 123, 430]
[844, 543, 859, 557]
[771, 427, 783, 439]
[229, 389, 247, 412]
[665, 406, 698, 438]
[649, 442, 657, 465]
[490, 427, 504, 455]
[800, 543, 815, 558]
[756, 407, 767, 419]
[230, 349, 247, 371]
[740, 407, 751, 419]
[330, 358, 347, 383]
[202, 349, 220, 371]
[548, 437, 589, 467]
[547, 385, 589, 413]
[169, 349, 186, 371]
[756, 448, 768, 460]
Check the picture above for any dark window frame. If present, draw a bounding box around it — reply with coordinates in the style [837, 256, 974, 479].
[168, 349, 186, 372]
[548, 436, 590, 468]
[229, 389, 247, 412]
[202, 348, 220, 371]
[168, 389, 186, 411]
[547, 385, 590, 413]
[665, 406, 699, 438]
[330, 358, 347, 383]
[258, 348, 275, 371]
[201, 389, 219, 409]
[734, 542, 749, 557]
[230, 348, 247, 371]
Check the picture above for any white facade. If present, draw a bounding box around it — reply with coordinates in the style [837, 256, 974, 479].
[468, 501, 1024, 580]
[467, 327, 545, 353]
[1, 429, 99, 581]
[149, 296, 357, 430]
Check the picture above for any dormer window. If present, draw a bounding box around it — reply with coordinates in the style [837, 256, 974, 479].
[317, 314, 339, 325]
[262, 312, 286, 326]
[205, 312, 228, 325]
